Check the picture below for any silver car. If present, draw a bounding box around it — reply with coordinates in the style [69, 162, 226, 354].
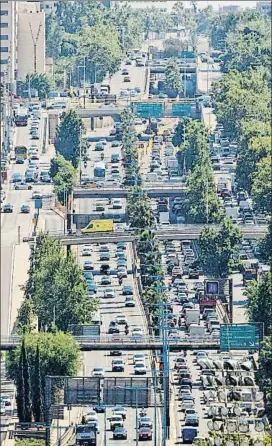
[14, 182, 32, 190]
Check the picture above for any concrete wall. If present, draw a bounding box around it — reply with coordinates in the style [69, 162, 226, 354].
[17, 3, 45, 81]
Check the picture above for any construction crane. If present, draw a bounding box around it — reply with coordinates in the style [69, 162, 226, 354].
[29, 21, 42, 73]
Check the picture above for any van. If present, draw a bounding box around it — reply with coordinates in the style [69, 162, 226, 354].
[81, 219, 114, 233]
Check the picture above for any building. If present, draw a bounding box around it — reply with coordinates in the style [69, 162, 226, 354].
[219, 5, 241, 13]
[0, 0, 18, 92]
[40, 1, 58, 15]
[17, 2, 46, 81]
[256, 1, 272, 16]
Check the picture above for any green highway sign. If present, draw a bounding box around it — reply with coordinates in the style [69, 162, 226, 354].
[133, 102, 163, 118]
[220, 324, 263, 351]
[172, 103, 192, 117]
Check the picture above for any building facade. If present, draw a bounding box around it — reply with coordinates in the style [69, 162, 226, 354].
[256, 1, 272, 16]
[40, 1, 57, 15]
[17, 2, 46, 81]
[0, 0, 18, 92]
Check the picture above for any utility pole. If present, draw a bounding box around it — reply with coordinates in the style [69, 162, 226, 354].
[79, 128, 82, 185]
[83, 57, 86, 109]
[206, 178, 209, 224]
[29, 21, 42, 73]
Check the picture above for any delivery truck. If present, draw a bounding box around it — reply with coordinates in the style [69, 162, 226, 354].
[189, 324, 206, 339]
[185, 309, 200, 327]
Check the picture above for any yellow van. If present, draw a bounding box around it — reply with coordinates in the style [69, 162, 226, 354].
[81, 219, 114, 233]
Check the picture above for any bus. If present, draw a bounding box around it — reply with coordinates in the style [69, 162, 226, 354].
[14, 146, 28, 159]
[76, 425, 96, 446]
[14, 108, 28, 127]
[94, 161, 105, 178]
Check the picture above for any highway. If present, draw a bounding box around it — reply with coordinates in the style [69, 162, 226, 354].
[107, 61, 148, 98]
[0, 113, 63, 337]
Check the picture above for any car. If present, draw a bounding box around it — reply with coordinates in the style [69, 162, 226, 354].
[95, 142, 103, 151]
[99, 244, 110, 252]
[111, 358, 124, 372]
[111, 140, 120, 148]
[0, 403, 6, 415]
[32, 190, 42, 199]
[12, 173, 22, 183]
[15, 156, 25, 164]
[32, 130, 39, 139]
[41, 174, 51, 183]
[122, 285, 133, 295]
[125, 297, 135, 308]
[117, 267, 128, 278]
[21, 205, 30, 213]
[87, 282, 97, 294]
[83, 271, 94, 280]
[134, 363, 147, 375]
[124, 76, 131, 82]
[100, 251, 110, 261]
[115, 314, 128, 325]
[83, 260, 94, 270]
[14, 182, 32, 190]
[185, 414, 199, 426]
[101, 275, 111, 285]
[82, 247, 92, 256]
[25, 171, 38, 183]
[138, 427, 152, 440]
[196, 351, 208, 361]
[92, 367, 105, 378]
[132, 327, 143, 337]
[104, 288, 116, 298]
[122, 68, 129, 75]
[93, 403, 106, 413]
[86, 420, 100, 433]
[113, 426, 127, 440]
[117, 259, 127, 267]
[110, 415, 124, 431]
[110, 350, 122, 356]
[139, 417, 153, 428]
[117, 242, 126, 250]
[113, 199, 122, 209]
[108, 321, 120, 334]
[112, 406, 127, 420]
[2, 203, 13, 213]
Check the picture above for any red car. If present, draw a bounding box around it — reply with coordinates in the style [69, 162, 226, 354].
[138, 427, 152, 440]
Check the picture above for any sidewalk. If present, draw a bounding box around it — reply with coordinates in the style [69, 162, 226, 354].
[10, 244, 30, 334]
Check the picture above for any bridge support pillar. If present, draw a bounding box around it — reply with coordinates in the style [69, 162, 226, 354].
[67, 245, 71, 256]
[90, 117, 95, 131]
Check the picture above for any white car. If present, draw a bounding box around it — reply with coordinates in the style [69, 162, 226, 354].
[134, 363, 147, 375]
[104, 288, 116, 298]
[112, 199, 122, 209]
[0, 403, 6, 415]
[131, 327, 143, 338]
[133, 354, 145, 364]
[14, 182, 32, 190]
[82, 247, 92, 256]
[115, 314, 128, 325]
[92, 367, 105, 378]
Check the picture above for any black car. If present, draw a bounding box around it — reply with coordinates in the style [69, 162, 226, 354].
[3, 203, 13, 213]
[188, 270, 200, 279]
[93, 403, 106, 413]
[110, 350, 122, 356]
[113, 427, 127, 440]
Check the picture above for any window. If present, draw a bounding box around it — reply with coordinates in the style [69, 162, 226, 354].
[0, 23, 8, 28]
[1, 47, 8, 52]
[0, 35, 8, 40]
[0, 59, 8, 64]
[0, 10, 8, 15]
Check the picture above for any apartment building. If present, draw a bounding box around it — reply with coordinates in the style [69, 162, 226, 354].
[17, 1, 46, 81]
[0, 0, 18, 92]
[256, 1, 272, 16]
[40, 1, 58, 15]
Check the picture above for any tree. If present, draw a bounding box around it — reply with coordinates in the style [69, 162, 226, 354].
[7, 332, 80, 417]
[50, 154, 77, 204]
[22, 233, 98, 332]
[21, 337, 32, 422]
[259, 220, 272, 265]
[172, 117, 191, 148]
[252, 156, 272, 214]
[163, 38, 183, 58]
[165, 58, 182, 97]
[32, 345, 43, 422]
[16, 347, 26, 422]
[199, 219, 242, 278]
[55, 110, 85, 167]
[175, 120, 210, 172]
[16, 299, 36, 334]
[19, 73, 53, 99]
[127, 189, 155, 230]
[246, 272, 272, 336]
[257, 334, 272, 422]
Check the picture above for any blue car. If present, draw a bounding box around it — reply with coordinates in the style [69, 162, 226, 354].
[12, 173, 22, 183]
[87, 282, 97, 294]
[83, 272, 94, 280]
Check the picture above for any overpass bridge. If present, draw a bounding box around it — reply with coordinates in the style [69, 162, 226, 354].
[45, 224, 267, 246]
[0, 336, 219, 351]
[73, 185, 187, 199]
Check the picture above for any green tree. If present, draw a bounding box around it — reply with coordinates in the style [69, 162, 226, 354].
[259, 220, 272, 265]
[257, 334, 272, 422]
[16, 299, 36, 334]
[32, 345, 43, 422]
[22, 233, 98, 332]
[175, 120, 210, 172]
[163, 38, 183, 58]
[172, 117, 191, 148]
[252, 156, 272, 214]
[19, 73, 53, 99]
[246, 272, 272, 336]
[50, 154, 77, 204]
[16, 347, 26, 422]
[199, 219, 242, 278]
[22, 337, 32, 422]
[55, 110, 85, 167]
[165, 58, 182, 97]
[7, 332, 80, 416]
[127, 188, 155, 230]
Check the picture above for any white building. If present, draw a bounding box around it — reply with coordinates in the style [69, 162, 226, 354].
[40, 1, 57, 15]
[17, 2, 46, 81]
[256, 1, 272, 16]
[219, 5, 241, 13]
[0, 0, 18, 92]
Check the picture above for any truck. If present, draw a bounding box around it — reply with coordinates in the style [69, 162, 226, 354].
[185, 309, 200, 327]
[166, 156, 178, 169]
[159, 212, 170, 226]
[189, 324, 206, 339]
[94, 161, 105, 178]
[199, 296, 217, 314]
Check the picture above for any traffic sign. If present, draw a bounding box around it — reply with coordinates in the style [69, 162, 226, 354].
[133, 102, 163, 118]
[205, 280, 219, 295]
[35, 198, 42, 209]
[220, 324, 263, 351]
[172, 103, 191, 117]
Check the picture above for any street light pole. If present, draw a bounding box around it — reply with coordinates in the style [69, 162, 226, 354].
[83, 56, 86, 109]
[79, 128, 82, 185]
